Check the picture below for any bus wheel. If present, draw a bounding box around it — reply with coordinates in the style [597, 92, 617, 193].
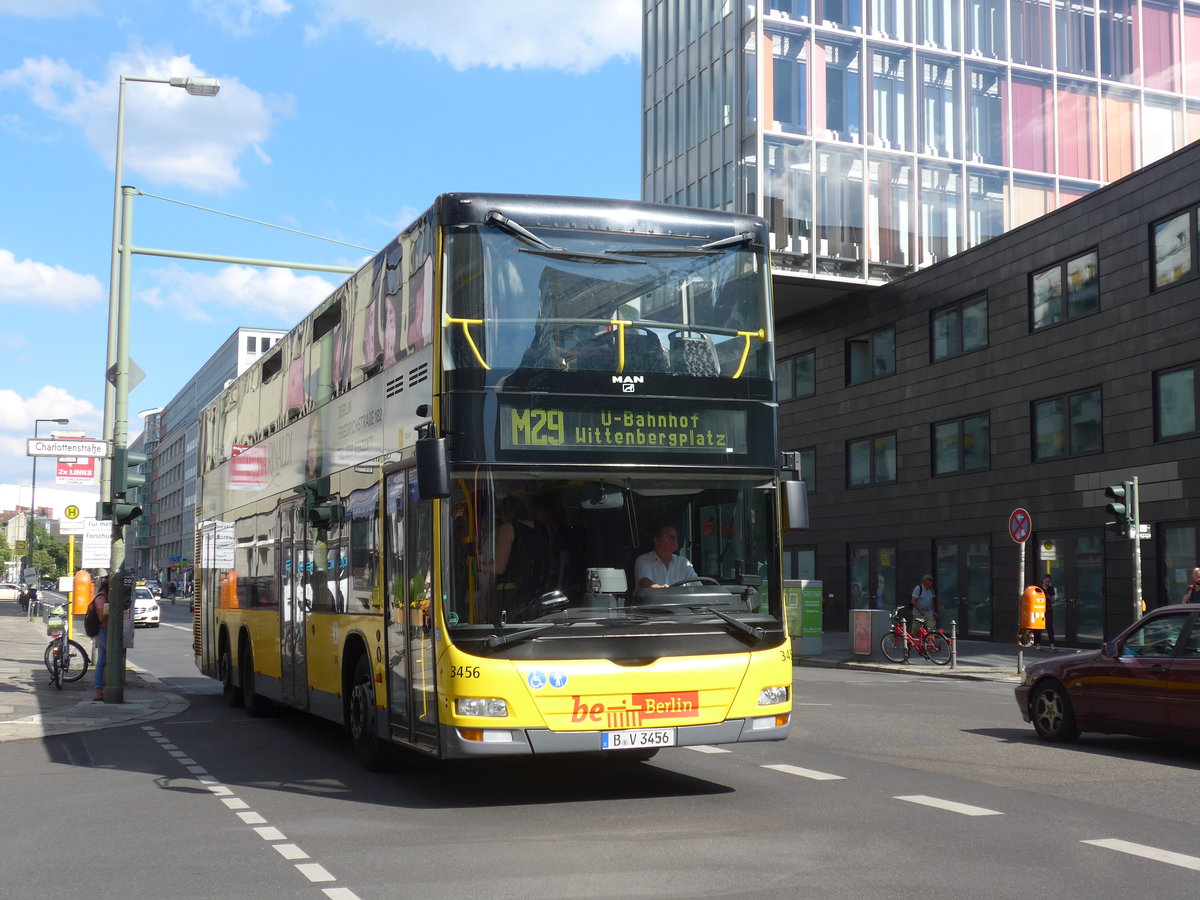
[220, 643, 242, 707]
[349, 655, 387, 771]
[241, 644, 269, 718]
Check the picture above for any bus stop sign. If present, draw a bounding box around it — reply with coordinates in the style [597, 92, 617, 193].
[1009, 508, 1032, 543]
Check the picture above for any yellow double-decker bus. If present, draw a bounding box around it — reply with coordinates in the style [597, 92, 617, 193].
[194, 193, 807, 767]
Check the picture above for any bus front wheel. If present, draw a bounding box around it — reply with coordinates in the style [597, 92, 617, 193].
[349, 655, 387, 771]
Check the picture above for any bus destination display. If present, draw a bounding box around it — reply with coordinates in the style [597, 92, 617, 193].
[499, 402, 748, 454]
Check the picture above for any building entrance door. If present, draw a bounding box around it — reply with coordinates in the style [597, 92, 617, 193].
[1036, 532, 1105, 646]
[935, 538, 991, 638]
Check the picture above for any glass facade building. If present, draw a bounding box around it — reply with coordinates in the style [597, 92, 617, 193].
[643, 0, 1200, 282]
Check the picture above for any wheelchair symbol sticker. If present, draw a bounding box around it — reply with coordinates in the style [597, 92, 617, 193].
[527, 670, 548, 690]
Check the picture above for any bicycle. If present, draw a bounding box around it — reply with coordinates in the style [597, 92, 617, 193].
[880, 607, 952, 665]
[43, 603, 90, 689]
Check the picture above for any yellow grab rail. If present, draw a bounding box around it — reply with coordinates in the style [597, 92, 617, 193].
[444, 313, 490, 370]
[732, 329, 766, 379]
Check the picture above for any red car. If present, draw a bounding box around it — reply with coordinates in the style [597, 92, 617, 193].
[1015, 604, 1200, 742]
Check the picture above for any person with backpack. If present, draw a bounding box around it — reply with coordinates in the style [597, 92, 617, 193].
[910, 574, 938, 632]
[90, 577, 110, 701]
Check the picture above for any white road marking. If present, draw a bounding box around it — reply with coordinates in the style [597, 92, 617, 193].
[895, 795, 1002, 816]
[296, 863, 337, 883]
[686, 745, 730, 754]
[762, 763, 845, 781]
[1083, 839, 1200, 871]
[145, 726, 358, 896]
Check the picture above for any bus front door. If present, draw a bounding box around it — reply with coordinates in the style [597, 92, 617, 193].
[383, 470, 438, 751]
[279, 500, 309, 708]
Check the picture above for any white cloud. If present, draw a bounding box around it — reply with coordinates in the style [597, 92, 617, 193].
[139, 263, 339, 326]
[0, 249, 104, 308]
[0, 0, 94, 16]
[0, 50, 281, 193]
[309, 0, 641, 73]
[191, 0, 293, 36]
[0, 385, 101, 434]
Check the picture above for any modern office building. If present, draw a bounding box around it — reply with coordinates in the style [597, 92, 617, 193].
[149, 327, 285, 583]
[642, 1, 1200, 645]
[643, 0, 1200, 290]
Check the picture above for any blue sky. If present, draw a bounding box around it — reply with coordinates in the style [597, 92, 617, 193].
[0, 0, 642, 508]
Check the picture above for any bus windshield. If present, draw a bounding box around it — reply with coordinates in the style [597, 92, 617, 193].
[446, 472, 780, 637]
[444, 224, 771, 378]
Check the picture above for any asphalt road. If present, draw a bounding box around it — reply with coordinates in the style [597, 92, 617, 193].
[3, 610, 1198, 899]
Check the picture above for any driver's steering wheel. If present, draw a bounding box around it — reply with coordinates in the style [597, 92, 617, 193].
[669, 576, 720, 587]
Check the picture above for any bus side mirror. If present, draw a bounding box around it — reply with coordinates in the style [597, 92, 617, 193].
[782, 480, 809, 531]
[416, 437, 450, 500]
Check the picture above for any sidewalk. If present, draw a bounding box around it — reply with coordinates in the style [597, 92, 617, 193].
[0, 600, 188, 743]
[794, 630, 1026, 682]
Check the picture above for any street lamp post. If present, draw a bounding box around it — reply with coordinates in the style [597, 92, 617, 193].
[24, 417, 70, 591]
[101, 74, 219, 704]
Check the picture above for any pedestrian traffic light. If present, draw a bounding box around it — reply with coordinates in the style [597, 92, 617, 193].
[112, 446, 147, 498]
[1104, 481, 1133, 537]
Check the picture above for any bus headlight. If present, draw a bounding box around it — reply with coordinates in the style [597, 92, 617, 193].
[758, 686, 789, 706]
[455, 698, 509, 718]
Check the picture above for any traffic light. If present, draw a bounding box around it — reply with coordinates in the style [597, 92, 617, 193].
[1105, 481, 1133, 537]
[112, 446, 147, 497]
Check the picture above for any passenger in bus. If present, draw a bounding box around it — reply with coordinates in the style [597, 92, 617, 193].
[634, 524, 700, 589]
[476, 495, 553, 617]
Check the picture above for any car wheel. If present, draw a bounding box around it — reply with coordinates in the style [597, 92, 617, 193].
[348, 655, 387, 771]
[220, 643, 242, 707]
[1030, 680, 1080, 743]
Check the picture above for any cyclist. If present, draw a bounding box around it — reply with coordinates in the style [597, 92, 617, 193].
[91, 577, 110, 701]
[910, 574, 938, 632]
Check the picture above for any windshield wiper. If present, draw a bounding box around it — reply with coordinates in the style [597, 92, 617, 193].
[699, 606, 764, 645]
[603, 231, 758, 258]
[483, 623, 559, 649]
[486, 209, 646, 265]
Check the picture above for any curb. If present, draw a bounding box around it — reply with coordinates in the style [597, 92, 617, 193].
[795, 656, 1022, 683]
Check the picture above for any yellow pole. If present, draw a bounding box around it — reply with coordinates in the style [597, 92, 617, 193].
[66, 535, 75, 640]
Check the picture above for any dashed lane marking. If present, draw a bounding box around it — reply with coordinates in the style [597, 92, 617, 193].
[141, 725, 362, 899]
[762, 763, 845, 781]
[895, 795, 1002, 816]
[685, 745, 730, 754]
[1083, 839, 1200, 871]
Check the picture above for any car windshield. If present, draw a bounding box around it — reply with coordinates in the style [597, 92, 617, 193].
[133, 588, 153, 601]
[438, 471, 780, 638]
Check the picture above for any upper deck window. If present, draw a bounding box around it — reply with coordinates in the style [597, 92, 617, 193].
[444, 223, 772, 381]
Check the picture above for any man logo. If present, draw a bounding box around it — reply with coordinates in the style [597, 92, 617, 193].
[612, 375, 643, 394]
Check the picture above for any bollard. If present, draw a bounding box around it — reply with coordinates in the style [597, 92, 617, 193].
[950, 619, 958, 669]
[901, 617, 910, 664]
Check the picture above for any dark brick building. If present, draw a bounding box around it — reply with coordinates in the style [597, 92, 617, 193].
[774, 140, 1200, 646]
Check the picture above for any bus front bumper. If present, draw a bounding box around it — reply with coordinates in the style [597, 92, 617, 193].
[441, 713, 791, 758]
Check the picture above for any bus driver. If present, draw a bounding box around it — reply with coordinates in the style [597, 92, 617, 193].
[635, 524, 701, 589]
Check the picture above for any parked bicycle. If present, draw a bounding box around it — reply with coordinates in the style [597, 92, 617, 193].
[880, 606, 952, 665]
[44, 603, 90, 689]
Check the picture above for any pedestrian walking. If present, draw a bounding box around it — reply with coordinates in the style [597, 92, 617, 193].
[92, 577, 110, 701]
[1035, 573, 1056, 651]
[911, 575, 938, 631]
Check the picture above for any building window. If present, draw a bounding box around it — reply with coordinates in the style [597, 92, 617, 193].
[933, 414, 990, 475]
[846, 327, 895, 385]
[778, 351, 816, 400]
[1155, 365, 1198, 439]
[783, 548, 816, 581]
[246, 336, 256, 352]
[1153, 210, 1195, 289]
[931, 293, 987, 360]
[1031, 250, 1099, 330]
[848, 433, 897, 486]
[799, 447, 816, 493]
[1033, 389, 1102, 460]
